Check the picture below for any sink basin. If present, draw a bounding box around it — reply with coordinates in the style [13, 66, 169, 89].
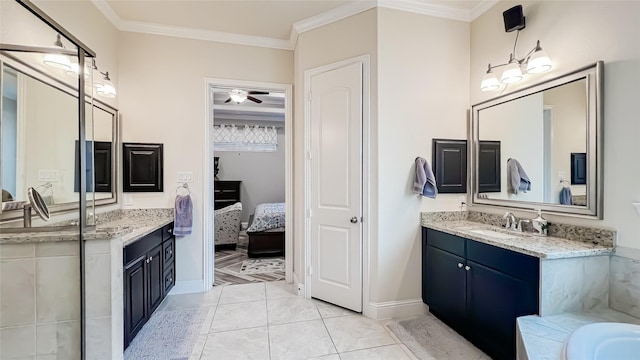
[563, 322, 640, 360]
[467, 229, 519, 239]
[0, 225, 95, 234]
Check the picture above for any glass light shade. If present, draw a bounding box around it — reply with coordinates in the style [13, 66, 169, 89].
[96, 80, 116, 98]
[92, 69, 105, 88]
[481, 71, 500, 91]
[65, 63, 90, 79]
[43, 53, 71, 70]
[527, 50, 552, 74]
[501, 62, 523, 84]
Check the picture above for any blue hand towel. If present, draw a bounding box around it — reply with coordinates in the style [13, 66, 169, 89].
[174, 194, 193, 236]
[559, 187, 573, 205]
[507, 158, 531, 194]
[413, 157, 438, 199]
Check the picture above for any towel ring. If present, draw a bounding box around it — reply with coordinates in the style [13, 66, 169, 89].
[176, 183, 191, 195]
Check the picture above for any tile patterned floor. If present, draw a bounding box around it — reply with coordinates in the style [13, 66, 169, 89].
[155, 281, 418, 360]
[214, 232, 285, 286]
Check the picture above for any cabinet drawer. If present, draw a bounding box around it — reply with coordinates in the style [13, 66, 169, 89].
[162, 223, 174, 241]
[425, 228, 465, 257]
[466, 240, 539, 283]
[163, 237, 175, 266]
[163, 265, 175, 294]
[124, 229, 162, 265]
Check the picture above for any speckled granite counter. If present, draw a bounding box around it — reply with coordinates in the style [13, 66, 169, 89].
[421, 211, 614, 259]
[0, 208, 174, 246]
[517, 309, 640, 360]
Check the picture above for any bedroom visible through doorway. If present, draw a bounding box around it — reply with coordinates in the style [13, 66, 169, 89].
[205, 80, 292, 287]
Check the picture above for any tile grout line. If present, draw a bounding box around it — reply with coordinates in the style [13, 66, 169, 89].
[264, 282, 273, 360]
[318, 303, 341, 358]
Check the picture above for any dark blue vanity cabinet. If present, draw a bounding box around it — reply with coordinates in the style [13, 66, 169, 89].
[422, 227, 539, 360]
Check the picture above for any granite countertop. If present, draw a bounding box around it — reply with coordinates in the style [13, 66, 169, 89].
[517, 309, 640, 359]
[0, 209, 174, 245]
[422, 218, 613, 259]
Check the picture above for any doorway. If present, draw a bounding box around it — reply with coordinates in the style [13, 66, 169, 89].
[304, 55, 371, 314]
[204, 78, 292, 288]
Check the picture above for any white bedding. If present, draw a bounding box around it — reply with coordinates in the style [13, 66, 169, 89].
[247, 202, 285, 233]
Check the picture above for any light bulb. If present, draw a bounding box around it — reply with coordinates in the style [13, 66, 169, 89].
[97, 80, 116, 98]
[481, 68, 500, 92]
[501, 62, 523, 84]
[229, 89, 247, 103]
[527, 45, 552, 74]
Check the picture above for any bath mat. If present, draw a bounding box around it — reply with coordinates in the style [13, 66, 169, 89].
[124, 307, 209, 360]
[240, 258, 285, 274]
[386, 313, 491, 360]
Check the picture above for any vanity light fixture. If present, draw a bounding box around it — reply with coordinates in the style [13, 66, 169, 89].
[480, 35, 551, 91]
[43, 34, 71, 70]
[91, 59, 117, 98]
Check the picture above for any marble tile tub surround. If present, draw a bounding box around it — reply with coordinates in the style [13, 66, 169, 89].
[516, 308, 640, 360]
[610, 248, 640, 319]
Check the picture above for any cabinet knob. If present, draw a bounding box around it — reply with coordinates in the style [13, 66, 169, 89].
[168, 228, 173, 234]
[465, 265, 471, 271]
[457, 263, 463, 268]
[145, 258, 149, 264]
[150, 256, 153, 262]
[169, 250, 173, 255]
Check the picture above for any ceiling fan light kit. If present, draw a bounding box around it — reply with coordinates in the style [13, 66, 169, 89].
[224, 88, 269, 104]
[480, 5, 552, 92]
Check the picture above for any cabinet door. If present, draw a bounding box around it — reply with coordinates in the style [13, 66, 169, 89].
[147, 245, 164, 314]
[478, 141, 501, 193]
[465, 260, 538, 360]
[424, 245, 467, 329]
[123, 143, 164, 192]
[124, 256, 147, 348]
[432, 139, 467, 194]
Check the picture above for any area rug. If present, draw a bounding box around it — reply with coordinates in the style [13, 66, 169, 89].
[240, 258, 285, 274]
[386, 313, 491, 360]
[124, 307, 209, 360]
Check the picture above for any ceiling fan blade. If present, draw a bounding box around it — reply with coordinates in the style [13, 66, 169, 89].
[224, 98, 232, 103]
[248, 91, 269, 95]
[246, 96, 263, 104]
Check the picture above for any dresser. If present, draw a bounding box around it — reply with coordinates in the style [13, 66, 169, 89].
[214, 180, 241, 209]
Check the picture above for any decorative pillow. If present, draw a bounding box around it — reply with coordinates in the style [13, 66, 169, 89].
[247, 202, 285, 232]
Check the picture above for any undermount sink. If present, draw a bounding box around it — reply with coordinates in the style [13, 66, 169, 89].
[467, 229, 519, 239]
[0, 225, 94, 234]
[563, 322, 640, 360]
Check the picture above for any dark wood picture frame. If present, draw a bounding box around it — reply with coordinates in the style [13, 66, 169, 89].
[123, 143, 164, 192]
[478, 141, 501, 193]
[432, 139, 467, 194]
[571, 152, 587, 185]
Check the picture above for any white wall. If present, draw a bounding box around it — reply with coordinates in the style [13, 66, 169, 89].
[479, 92, 544, 202]
[215, 130, 286, 222]
[471, 1, 640, 249]
[118, 32, 293, 283]
[294, 8, 379, 294]
[376, 8, 470, 303]
[544, 80, 587, 198]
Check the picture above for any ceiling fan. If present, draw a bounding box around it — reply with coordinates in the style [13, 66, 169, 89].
[224, 88, 269, 104]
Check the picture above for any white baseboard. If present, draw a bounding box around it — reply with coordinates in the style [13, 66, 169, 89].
[367, 298, 428, 320]
[168, 280, 206, 295]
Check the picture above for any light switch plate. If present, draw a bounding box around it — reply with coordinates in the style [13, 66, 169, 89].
[177, 171, 194, 183]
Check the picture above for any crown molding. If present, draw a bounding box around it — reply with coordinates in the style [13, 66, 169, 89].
[470, 0, 500, 21]
[91, 0, 498, 50]
[378, 0, 470, 22]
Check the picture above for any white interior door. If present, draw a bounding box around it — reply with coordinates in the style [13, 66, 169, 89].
[309, 62, 363, 312]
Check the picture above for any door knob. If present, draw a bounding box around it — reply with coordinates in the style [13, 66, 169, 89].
[457, 263, 463, 268]
[350, 217, 358, 224]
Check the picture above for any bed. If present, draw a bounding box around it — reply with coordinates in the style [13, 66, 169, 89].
[246, 202, 285, 258]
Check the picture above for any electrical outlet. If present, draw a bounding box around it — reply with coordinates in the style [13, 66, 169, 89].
[558, 171, 566, 179]
[38, 169, 58, 182]
[177, 171, 194, 183]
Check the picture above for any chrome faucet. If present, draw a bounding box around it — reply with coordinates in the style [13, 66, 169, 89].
[503, 212, 517, 230]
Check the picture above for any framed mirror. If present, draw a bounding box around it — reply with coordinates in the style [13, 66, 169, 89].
[1, 57, 118, 221]
[470, 62, 603, 218]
